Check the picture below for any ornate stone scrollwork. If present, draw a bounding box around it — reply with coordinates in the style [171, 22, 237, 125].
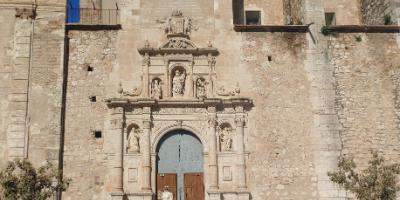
[216, 82, 241, 97]
[127, 125, 141, 153]
[161, 10, 195, 36]
[118, 82, 142, 97]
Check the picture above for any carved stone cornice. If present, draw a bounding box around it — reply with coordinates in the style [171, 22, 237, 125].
[138, 47, 219, 57]
[15, 7, 36, 19]
[105, 98, 253, 109]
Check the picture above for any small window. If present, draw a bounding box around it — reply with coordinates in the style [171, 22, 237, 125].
[325, 12, 336, 26]
[245, 11, 261, 25]
[89, 96, 97, 102]
[94, 131, 102, 138]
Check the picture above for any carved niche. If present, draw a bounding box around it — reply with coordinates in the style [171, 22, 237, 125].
[127, 124, 141, 153]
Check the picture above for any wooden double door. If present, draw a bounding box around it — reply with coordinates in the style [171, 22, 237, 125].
[157, 131, 204, 200]
[157, 173, 204, 200]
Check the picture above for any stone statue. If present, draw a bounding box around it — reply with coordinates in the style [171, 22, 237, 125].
[196, 78, 206, 98]
[158, 187, 173, 200]
[127, 127, 140, 153]
[220, 126, 232, 151]
[151, 79, 162, 99]
[172, 70, 186, 97]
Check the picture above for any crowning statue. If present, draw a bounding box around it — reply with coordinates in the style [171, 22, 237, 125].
[220, 126, 233, 151]
[127, 127, 140, 153]
[151, 79, 162, 99]
[172, 70, 186, 97]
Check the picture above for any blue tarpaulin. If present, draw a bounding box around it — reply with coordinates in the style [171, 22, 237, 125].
[67, 0, 80, 23]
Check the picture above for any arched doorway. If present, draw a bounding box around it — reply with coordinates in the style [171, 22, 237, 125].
[156, 130, 204, 200]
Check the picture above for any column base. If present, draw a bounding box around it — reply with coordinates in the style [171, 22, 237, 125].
[126, 191, 153, 200]
[110, 192, 124, 200]
[208, 190, 250, 200]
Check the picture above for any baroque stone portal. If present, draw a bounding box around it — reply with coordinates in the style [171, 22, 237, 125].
[105, 10, 253, 200]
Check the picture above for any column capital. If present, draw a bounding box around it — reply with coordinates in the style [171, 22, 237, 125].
[235, 105, 244, 113]
[235, 115, 246, 127]
[142, 121, 152, 129]
[110, 107, 124, 115]
[109, 118, 124, 130]
[207, 106, 217, 113]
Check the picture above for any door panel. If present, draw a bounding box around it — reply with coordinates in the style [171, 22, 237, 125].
[184, 173, 204, 200]
[157, 131, 203, 200]
[157, 173, 177, 200]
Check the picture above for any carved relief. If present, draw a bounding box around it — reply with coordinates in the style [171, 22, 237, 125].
[127, 125, 141, 153]
[118, 82, 142, 97]
[163, 37, 196, 49]
[218, 123, 233, 151]
[162, 10, 195, 36]
[196, 78, 207, 98]
[172, 69, 186, 98]
[216, 82, 241, 97]
[151, 78, 163, 99]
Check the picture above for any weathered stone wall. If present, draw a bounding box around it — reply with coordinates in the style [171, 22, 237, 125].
[361, 0, 394, 24]
[62, 30, 117, 200]
[283, 0, 304, 24]
[241, 32, 318, 199]
[329, 33, 400, 165]
[26, 9, 65, 166]
[0, 7, 16, 169]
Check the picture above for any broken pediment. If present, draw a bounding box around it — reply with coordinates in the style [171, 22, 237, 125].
[160, 37, 197, 49]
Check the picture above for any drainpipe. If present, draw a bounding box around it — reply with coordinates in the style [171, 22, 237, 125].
[56, 0, 70, 199]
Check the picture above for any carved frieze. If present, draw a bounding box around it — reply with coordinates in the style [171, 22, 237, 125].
[152, 107, 206, 115]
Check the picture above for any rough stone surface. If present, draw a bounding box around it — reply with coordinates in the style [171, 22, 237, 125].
[361, 0, 398, 25]
[63, 30, 117, 200]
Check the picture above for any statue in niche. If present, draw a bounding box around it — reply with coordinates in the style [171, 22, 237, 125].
[151, 79, 162, 99]
[127, 127, 140, 153]
[220, 126, 233, 151]
[196, 78, 206, 98]
[172, 69, 186, 97]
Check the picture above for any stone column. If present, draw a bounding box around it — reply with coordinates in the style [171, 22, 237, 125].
[207, 54, 216, 97]
[143, 53, 150, 97]
[207, 106, 219, 190]
[187, 59, 194, 98]
[109, 107, 124, 199]
[164, 59, 169, 98]
[235, 106, 247, 189]
[141, 107, 152, 191]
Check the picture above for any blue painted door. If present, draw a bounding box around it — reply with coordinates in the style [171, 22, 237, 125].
[157, 130, 203, 200]
[67, 0, 80, 23]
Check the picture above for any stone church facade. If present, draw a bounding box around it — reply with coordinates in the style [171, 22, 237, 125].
[0, 0, 400, 200]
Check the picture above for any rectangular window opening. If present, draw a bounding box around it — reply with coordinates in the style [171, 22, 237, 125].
[94, 131, 102, 138]
[245, 11, 261, 25]
[325, 12, 336, 26]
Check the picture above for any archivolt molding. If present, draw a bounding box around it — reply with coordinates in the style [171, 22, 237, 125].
[151, 123, 206, 154]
